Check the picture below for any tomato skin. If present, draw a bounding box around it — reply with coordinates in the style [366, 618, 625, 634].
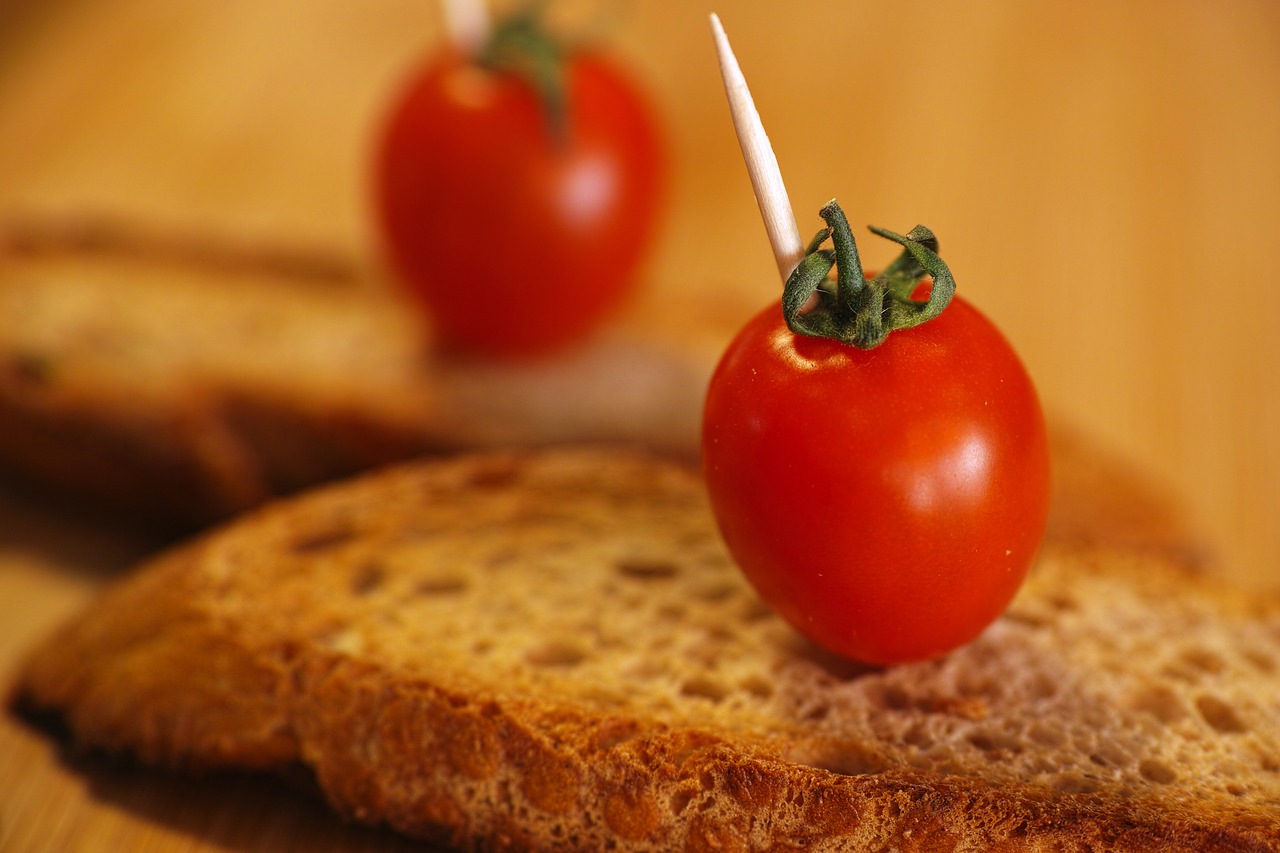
[374, 48, 664, 358]
[702, 295, 1050, 666]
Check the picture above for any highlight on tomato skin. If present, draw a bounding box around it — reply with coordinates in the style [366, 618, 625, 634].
[372, 38, 666, 359]
[701, 295, 1052, 667]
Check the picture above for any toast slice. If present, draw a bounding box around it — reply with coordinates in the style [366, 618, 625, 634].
[12, 445, 1278, 851]
[0, 213, 723, 524]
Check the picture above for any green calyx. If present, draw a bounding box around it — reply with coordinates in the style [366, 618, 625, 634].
[477, 2, 569, 139]
[782, 200, 956, 349]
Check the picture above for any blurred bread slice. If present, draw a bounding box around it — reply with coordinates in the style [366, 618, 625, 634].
[12, 445, 1277, 850]
[0, 212, 721, 523]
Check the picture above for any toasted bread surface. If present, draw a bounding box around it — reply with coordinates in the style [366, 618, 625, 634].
[14, 447, 1279, 851]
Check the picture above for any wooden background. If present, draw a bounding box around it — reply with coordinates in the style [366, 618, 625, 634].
[1, 1, 1278, 849]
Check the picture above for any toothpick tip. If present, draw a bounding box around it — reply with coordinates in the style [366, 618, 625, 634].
[709, 12, 805, 284]
[708, 13, 730, 58]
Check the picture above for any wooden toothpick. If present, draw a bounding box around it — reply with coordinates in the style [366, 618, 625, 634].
[709, 13, 805, 284]
[441, 0, 492, 54]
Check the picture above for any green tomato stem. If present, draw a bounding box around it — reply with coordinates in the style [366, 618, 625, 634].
[782, 200, 956, 349]
[477, 2, 569, 141]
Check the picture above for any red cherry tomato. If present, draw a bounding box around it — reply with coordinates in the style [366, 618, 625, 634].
[702, 291, 1051, 666]
[374, 46, 664, 358]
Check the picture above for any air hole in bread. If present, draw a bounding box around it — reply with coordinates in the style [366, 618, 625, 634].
[350, 562, 385, 595]
[1028, 722, 1066, 749]
[415, 575, 469, 596]
[705, 623, 738, 643]
[292, 525, 356, 554]
[788, 638, 878, 682]
[1050, 773, 1098, 794]
[1139, 758, 1178, 784]
[669, 789, 695, 815]
[1088, 741, 1130, 767]
[808, 745, 889, 777]
[802, 704, 831, 722]
[1129, 685, 1187, 724]
[616, 558, 679, 580]
[738, 675, 773, 700]
[1046, 594, 1078, 612]
[968, 730, 1022, 756]
[956, 675, 996, 698]
[741, 600, 774, 622]
[877, 684, 910, 711]
[1180, 647, 1226, 675]
[680, 676, 729, 703]
[622, 659, 666, 681]
[902, 725, 932, 749]
[485, 549, 518, 569]
[1196, 694, 1248, 733]
[1002, 610, 1050, 629]
[526, 640, 588, 668]
[691, 582, 737, 603]
[656, 604, 685, 622]
[1244, 648, 1276, 673]
[1028, 672, 1059, 701]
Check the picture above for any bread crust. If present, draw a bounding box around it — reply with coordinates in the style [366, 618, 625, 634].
[13, 447, 1279, 851]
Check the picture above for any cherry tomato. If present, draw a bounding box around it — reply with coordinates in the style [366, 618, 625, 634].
[374, 45, 664, 358]
[702, 289, 1050, 666]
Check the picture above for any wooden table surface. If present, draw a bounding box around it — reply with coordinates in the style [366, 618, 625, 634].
[1, 1, 1278, 849]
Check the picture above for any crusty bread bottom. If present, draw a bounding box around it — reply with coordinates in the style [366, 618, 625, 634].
[13, 447, 1280, 851]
